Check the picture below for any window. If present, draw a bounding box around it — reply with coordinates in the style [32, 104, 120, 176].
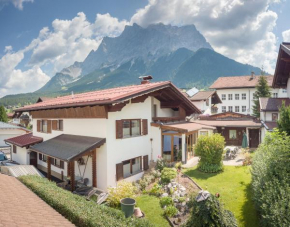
[242, 106, 246, 112]
[222, 106, 226, 113]
[122, 157, 141, 178]
[228, 94, 233, 100]
[222, 94, 226, 100]
[153, 104, 157, 117]
[242, 93, 246, 100]
[206, 99, 209, 106]
[116, 119, 147, 139]
[235, 94, 239, 100]
[235, 106, 240, 112]
[13, 145, 17, 154]
[228, 106, 233, 112]
[200, 131, 208, 136]
[42, 120, 47, 133]
[272, 93, 278, 98]
[229, 130, 237, 139]
[272, 113, 278, 121]
[282, 89, 287, 93]
[42, 155, 47, 162]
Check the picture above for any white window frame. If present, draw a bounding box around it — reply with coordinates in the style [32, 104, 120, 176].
[222, 106, 226, 113]
[235, 94, 239, 100]
[228, 94, 233, 100]
[242, 106, 246, 112]
[235, 106, 239, 112]
[222, 94, 226, 100]
[242, 93, 246, 100]
[228, 106, 233, 112]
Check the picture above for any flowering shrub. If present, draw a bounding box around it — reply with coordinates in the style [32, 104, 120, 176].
[107, 181, 137, 208]
[164, 205, 178, 217]
[156, 155, 166, 171]
[195, 134, 225, 173]
[148, 183, 163, 196]
[161, 168, 177, 184]
[242, 152, 252, 166]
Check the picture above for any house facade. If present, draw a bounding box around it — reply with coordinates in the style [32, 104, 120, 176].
[8, 80, 214, 191]
[209, 74, 287, 115]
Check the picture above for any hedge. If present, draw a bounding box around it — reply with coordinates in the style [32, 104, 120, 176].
[18, 175, 153, 227]
[251, 131, 290, 227]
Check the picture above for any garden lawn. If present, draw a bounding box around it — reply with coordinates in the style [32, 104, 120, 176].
[184, 166, 259, 227]
[136, 195, 170, 227]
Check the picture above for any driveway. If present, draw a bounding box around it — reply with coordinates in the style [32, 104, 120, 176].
[0, 173, 74, 227]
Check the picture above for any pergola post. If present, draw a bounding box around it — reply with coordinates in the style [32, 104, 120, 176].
[69, 161, 75, 192]
[47, 157, 51, 180]
[92, 149, 97, 188]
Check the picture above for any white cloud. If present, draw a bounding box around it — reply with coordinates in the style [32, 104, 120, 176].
[282, 29, 290, 42]
[131, 0, 279, 73]
[0, 0, 33, 10]
[0, 12, 128, 97]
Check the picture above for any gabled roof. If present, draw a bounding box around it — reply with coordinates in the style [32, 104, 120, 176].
[259, 97, 290, 112]
[36, 97, 54, 103]
[190, 90, 222, 104]
[16, 81, 201, 115]
[30, 134, 106, 162]
[5, 133, 43, 148]
[209, 75, 273, 89]
[0, 121, 24, 130]
[262, 121, 278, 131]
[273, 42, 290, 88]
[194, 120, 261, 127]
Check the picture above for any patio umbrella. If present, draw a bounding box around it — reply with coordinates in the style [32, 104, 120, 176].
[242, 132, 248, 148]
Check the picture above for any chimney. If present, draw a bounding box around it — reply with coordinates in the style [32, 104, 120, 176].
[71, 91, 74, 99]
[250, 71, 255, 80]
[139, 75, 153, 84]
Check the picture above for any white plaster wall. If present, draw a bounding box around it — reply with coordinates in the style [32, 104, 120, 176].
[191, 100, 211, 115]
[261, 127, 267, 142]
[151, 126, 162, 161]
[152, 98, 177, 117]
[216, 87, 287, 115]
[10, 146, 29, 165]
[38, 155, 68, 178]
[0, 128, 27, 148]
[106, 97, 153, 188]
[287, 78, 290, 97]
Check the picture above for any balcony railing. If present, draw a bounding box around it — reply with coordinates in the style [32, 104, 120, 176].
[152, 116, 185, 123]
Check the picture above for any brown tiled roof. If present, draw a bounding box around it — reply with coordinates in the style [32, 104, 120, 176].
[17, 81, 200, 114]
[0, 174, 73, 226]
[194, 120, 261, 127]
[5, 133, 43, 147]
[190, 91, 215, 101]
[209, 75, 273, 89]
[259, 98, 290, 112]
[262, 121, 278, 131]
[161, 122, 216, 132]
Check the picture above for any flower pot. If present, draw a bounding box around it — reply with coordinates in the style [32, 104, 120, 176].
[120, 198, 136, 218]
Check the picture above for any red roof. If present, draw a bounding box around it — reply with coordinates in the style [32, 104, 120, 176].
[16, 81, 200, 114]
[5, 133, 43, 147]
[194, 120, 261, 127]
[209, 75, 273, 89]
[260, 98, 290, 112]
[162, 122, 216, 132]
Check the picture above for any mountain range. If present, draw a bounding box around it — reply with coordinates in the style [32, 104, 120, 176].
[0, 23, 261, 106]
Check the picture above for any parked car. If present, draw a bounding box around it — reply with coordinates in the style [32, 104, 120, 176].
[0, 151, 19, 166]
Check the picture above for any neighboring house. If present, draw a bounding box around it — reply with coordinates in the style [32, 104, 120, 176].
[0, 121, 30, 154]
[209, 74, 287, 115]
[188, 91, 222, 115]
[7, 112, 31, 127]
[194, 112, 261, 148]
[11, 79, 209, 191]
[259, 98, 290, 141]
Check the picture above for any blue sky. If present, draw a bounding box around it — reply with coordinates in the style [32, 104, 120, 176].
[0, 0, 290, 97]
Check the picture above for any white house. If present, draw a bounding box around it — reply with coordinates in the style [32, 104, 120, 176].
[209, 74, 287, 115]
[187, 90, 222, 115]
[9, 79, 215, 191]
[260, 42, 290, 140]
[0, 121, 30, 155]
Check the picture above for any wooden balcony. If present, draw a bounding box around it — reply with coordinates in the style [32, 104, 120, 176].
[152, 116, 185, 123]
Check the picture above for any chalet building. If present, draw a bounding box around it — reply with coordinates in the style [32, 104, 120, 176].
[187, 91, 222, 115]
[260, 42, 290, 140]
[193, 112, 261, 148]
[209, 74, 287, 115]
[6, 78, 217, 191]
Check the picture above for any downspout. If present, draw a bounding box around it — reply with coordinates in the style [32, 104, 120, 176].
[249, 89, 251, 114]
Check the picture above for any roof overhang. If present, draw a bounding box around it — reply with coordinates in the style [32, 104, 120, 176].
[30, 134, 106, 162]
[151, 122, 216, 133]
[273, 43, 290, 88]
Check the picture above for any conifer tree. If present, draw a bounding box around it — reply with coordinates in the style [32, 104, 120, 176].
[277, 102, 290, 135]
[0, 105, 8, 123]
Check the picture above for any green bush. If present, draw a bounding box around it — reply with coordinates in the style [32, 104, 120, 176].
[251, 131, 290, 227]
[156, 156, 166, 171]
[107, 181, 137, 208]
[160, 197, 173, 208]
[19, 175, 152, 227]
[160, 168, 177, 184]
[148, 183, 163, 196]
[163, 205, 178, 217]
[195, 134, 225, 173]
[185, 194, 237, 227]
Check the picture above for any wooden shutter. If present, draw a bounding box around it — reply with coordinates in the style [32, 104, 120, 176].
[143, 155, 149, 171]
[37, 120, 41, 132]
[13, 145, 16, 154]
[52, 120, 57, 130]
[39, 153, 42, 160]
[47, 120, 52, 133]
[142, 119, 148, 135]
[59, 120, 63, 131]
[116, 163, 123, 181]
[60, 160, 64, 169]
[116, 120, 123, 139]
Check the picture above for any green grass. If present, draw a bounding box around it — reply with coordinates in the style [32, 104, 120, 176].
[136, 195, 170, 227]
[184, 166, 259, 227]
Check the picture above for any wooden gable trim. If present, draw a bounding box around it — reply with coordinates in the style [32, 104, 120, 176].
[131, 95, 149, 103]
[107, 101, 129, 112]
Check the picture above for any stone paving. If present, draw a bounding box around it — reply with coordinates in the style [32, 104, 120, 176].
[0, 173, 74, 227]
